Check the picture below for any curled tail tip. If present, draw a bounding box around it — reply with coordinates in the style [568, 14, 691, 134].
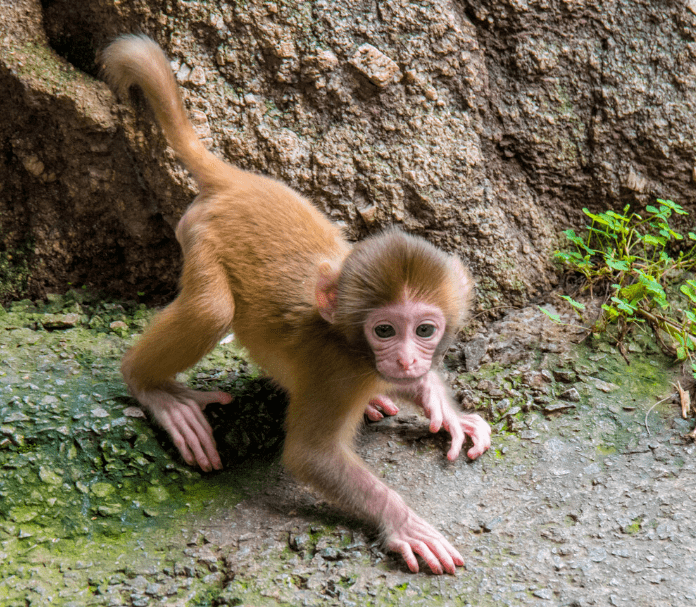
[99, 33, 168, 96]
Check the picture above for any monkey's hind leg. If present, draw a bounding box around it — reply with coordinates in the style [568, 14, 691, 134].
[122, 250, 235, 471]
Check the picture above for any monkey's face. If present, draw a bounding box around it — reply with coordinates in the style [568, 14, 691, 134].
[364, 299, 446, 384]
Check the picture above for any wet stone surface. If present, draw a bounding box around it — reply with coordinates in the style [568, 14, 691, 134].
[0, 296, 695, 606]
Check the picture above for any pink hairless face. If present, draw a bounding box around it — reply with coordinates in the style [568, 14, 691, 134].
[364, 300, 446, 383]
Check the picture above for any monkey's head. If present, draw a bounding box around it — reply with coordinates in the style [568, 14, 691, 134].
[316, 230, 473, 384]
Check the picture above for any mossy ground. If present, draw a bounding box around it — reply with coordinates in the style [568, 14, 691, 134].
[0, 292, 690, 606]
[0, 291, 285, 605]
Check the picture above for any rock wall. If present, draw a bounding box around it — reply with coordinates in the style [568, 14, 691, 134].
[2, 0, 696, 307]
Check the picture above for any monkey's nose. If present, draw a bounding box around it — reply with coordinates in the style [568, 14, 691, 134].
[398, 357, 415, 370]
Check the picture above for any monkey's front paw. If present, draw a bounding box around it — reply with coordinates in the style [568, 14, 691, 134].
[138, 385, 232, 472]
[440, 412, 491, 461]
[365, 395, 400, 421]
[386, 514, 464, 575]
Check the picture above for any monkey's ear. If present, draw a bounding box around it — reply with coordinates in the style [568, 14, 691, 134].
[316, 261, 340, 323]
[451, 256, 474, 303]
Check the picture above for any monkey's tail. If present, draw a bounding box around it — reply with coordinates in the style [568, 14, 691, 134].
[100, 34, 227, 187]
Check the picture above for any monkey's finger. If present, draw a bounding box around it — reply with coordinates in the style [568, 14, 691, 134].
[188, 390, 233, 411]
[176, 420, 215, 472]
[461, 415, 492, 460]
[364, 403, 384, 421]
[424, 539, 459, 575]
[165, 422, 199, 469]
[365, 396, 400, 421]
[374, 396, 400, 416]
[436, 536, 465, 568]
[409, 539, 445, 575]
[445, 420, 465, 461]
[184, 405, 223, 470]
[171, 405, 219, 471]
[388, 539, 420, 573]
[427, 406, 443, 434]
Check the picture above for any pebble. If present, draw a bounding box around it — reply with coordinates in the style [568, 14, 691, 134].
[348, 44, 401, 87]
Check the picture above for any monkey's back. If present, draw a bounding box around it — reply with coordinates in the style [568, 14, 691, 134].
[178, 164, 349, 334]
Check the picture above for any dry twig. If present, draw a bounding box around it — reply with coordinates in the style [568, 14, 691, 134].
[674, 381, 691, 419]
[645, 393, 676, 437]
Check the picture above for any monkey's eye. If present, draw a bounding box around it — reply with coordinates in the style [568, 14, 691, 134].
[374, 324, 396, 339]
[415, 324, 436, 338]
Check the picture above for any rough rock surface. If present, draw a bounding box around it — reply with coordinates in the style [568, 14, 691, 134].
[2, 0, 696, 305]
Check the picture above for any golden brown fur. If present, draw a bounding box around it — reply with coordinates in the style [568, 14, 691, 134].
[102, 34, 489, 575]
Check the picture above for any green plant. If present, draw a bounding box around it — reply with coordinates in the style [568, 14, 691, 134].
[544, 199, 696, 372]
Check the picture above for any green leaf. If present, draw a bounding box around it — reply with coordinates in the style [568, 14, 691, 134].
[688, 232, 696, 241]
[610, 296, 636, 315]
[677, 346, 688, 361]
[645, 205, 659, 214]
[560, 295, 586, 311]
[583, 208, 610, 226]
[643, 234, 666, 247]
[681, 284, 696, 303]
[605, 258, 630, 271]
[606, 210, 627, 221]
[619, 283, 646, 303]
[656, 198, 687, 215]
[601, 304, 619, 320]
[539, 306, 562, 323]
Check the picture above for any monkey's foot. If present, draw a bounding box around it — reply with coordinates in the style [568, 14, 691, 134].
[386, 513, 464, 575]
[135, 383, 232, 472]
[365, 395, 400, 421]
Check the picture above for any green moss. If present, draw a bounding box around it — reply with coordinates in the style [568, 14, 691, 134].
[623, 517, 643, 535]
[0, 235, 34, 303]
[0, 296, 286, 603]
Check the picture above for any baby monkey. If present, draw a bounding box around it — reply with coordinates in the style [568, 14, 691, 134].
[101, 34, 491, 575]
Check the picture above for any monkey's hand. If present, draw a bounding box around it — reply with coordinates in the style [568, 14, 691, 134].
[134, 382, 232, 472]
[415, 372, 491, 461]
[364, 395, 400, 421]
[385, 509, 464, 574]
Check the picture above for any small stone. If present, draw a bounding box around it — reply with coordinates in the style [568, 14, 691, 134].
[39, 466, 62, 485]
[123, 406, 146, 418]
[348, 44, 401, 87]
[532, 588, 553, 600]
[91, 482, 115, 498]
[319, 546, 342, 560]
[21, 154, 45, 177]
[91, 407, 109, 418]
[544, 402, 576, 414]
[520, 371, 546, 389]
[41, 313, 81, 330]
[290, 533, 311, 552]
[463, 338, 488, 371]
[314, 49, 338, 71]
[552, 369, 576, 383]
[482, 516, 503, 532]
[145, 583, 162, 596]
[189, 66, 206, 86]
[592, 378, 619, 393]
[98, 503, 123, 516]
[559, 388, 581, 402]
[147, 485, 170, 503]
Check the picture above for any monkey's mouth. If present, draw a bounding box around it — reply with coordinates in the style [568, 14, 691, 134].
[382, 374, 426, 386]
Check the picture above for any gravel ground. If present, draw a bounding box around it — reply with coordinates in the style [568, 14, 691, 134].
[1, 296, 695, 606]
